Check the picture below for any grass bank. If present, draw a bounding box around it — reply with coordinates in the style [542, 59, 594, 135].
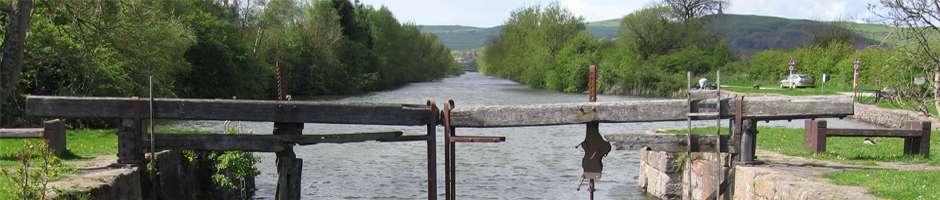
[663, 126, 940, 199]
[1, 129, 209, 199]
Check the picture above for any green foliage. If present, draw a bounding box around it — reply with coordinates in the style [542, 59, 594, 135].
[481, 2, 588, 90]
[2, 0, 460, 127]
[208, 122, 262, 190]
[0, 141, 62, 200]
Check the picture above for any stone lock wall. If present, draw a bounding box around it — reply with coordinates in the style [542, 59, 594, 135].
[638, 150, 732, 200]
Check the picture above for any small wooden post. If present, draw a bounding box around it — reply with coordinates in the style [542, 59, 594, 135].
[904, 121, 930, 159]
[276, 158, 303, 200]
[42, 119, 66, 156]
[739, 119, 759, 163]
[804, 120, 827, 155]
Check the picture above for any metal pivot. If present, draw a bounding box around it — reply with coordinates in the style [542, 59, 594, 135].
[443, 100, 505, 200]
[579, 65, 610, 200]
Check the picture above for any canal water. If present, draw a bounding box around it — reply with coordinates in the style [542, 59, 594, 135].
[160, 72, 882, 199]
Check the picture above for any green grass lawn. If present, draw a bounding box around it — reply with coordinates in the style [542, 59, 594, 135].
[1, 128, 209, 199]
[822, 169, 940, 199]
[666, 126, 940, 199]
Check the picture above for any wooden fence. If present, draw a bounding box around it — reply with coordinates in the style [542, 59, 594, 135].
[0, 119, 66, 155]
[25, 95, 856, 200]
[805, 119, 930, 159]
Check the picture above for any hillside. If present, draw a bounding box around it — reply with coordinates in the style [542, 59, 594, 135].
[423, 14, 895, 56]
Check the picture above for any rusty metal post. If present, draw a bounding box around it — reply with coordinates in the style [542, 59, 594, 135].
[278, 61, 287, 100]
[443, 100, 455, 200]
[427, 100, 438, 200]
[580, 65, 608, 200]
[274, 61, 304, 200]
[589, 65, 597, 102]
[442, 100, 504, 200]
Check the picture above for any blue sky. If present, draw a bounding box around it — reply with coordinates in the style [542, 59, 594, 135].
[361, 0, 884, 27]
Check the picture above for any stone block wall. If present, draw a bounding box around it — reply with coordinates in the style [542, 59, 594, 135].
[638, 150, 732, 200]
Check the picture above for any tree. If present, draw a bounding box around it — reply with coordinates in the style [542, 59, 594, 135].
[662, 0, 729, 21]
[870, 0, 940, 116]
[0, 0, 33, 107]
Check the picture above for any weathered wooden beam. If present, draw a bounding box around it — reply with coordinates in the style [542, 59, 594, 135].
[26, 95, 431, 125]
[605, 133, 729, 152]
[150, 131, 403, 152]
[0, 128, 43, 138]
[827, 129, 923, 137]
[449, 95, 852, 127]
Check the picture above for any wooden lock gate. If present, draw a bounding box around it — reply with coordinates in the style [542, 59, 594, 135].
[26, 90, 855, 199]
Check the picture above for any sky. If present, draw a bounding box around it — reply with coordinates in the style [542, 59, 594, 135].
[360, 0, 884, 27]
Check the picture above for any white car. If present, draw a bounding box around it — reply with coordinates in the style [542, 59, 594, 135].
[780, 74, 815, 88]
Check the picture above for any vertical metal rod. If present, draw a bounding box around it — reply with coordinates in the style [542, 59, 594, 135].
[444, 100, 456, 200]
[149, 76, 156, 199]
[278, 61, 287, 100]
[589, 65, 597, 102]
[589, 179, 595, 200]
[686, 71, 693, 200]
[427, 100, 438, 200]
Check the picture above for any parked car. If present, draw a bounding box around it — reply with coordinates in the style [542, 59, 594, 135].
[780, 74, 815, 88]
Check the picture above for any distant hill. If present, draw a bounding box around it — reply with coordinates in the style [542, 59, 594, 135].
[418, 25, 502, 51]
[422, 14, 894, 55]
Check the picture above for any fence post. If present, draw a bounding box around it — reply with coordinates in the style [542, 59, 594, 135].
[904, 121, 930, 159]
[804, 120, 827, 155]
[739, 119, 759, 163]
[42, 119, 66, 156]
[276, 158, 302, 200]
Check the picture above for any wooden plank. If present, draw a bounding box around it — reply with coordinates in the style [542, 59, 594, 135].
[826, 129, 923, 137]
[605, 133, 729, 152]
[449, 95, 853, 127]
[0, 128, 43, 138]
[26, 95, 431, 125]
[150, 132, 403, 152]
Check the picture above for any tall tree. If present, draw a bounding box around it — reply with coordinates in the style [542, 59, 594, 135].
[870, 0, 940, 116]
[662, 0, 729, 21]
[0, 0, 33, 106]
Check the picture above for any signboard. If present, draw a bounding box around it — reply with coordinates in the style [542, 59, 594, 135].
[853, 56, 860, 69]
[788, 57, 796, 71]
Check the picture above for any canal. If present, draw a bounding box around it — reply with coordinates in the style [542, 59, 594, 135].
[160, 72, 881, 199]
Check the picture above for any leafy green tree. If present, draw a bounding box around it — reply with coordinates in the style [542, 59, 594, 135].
[870, 0, 940, 116]
[482, 2, 586, 89]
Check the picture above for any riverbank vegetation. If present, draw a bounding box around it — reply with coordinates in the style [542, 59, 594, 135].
[475, 0, 939, 117]
[0, 0, 462, 127]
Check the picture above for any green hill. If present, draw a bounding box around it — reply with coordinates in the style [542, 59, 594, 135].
[423, 14, 895, 55]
